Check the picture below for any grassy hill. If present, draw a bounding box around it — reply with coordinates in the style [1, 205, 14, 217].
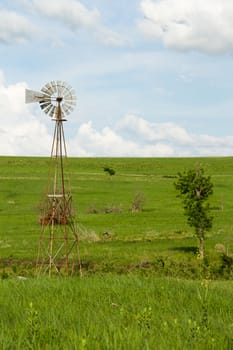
[0, 156, 233, 277]
[1, 157, 233, 349]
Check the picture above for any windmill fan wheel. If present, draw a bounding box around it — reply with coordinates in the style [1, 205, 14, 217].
[39, 81, 76, 119]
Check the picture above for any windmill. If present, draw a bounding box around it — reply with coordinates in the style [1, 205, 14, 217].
[25, 81, 81, 276]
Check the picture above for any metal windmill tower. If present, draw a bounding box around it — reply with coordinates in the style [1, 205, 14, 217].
[25, 81, 81, 276]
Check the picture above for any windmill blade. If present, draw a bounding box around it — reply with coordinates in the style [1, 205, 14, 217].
[41, 87, 52, 97]
[64, 105, 74, 115]
[46, 104, 55, 116]
[65, 85, 75, 96]
[56, 81, 61, 96]
[64, 100, 76, 110]
[48, 105, 56, 118]
[65, 99, 76, 107]
[63, 100, 73, 109]
[25, 89, 48, 104]
[63, 100, 75, 112]
[64, 92, 76, 105]
[43, 103, 54, 115]
[64, 88, 76, 98]
[61, 81, 68, 92]
[39, 97, 52, 106]
[44, 83, 54, 96]
[51, 81, 57, 93]
[64, 90, 76, 100]
[61, 110, 66, 119]
[59, 82, 67, 99]
[40, 101, 51, 110]
[62, 103, 71, 115]
[65, 96, 76, 104]
[56, 81, 63, 97]
[60, 82, 66, 97]
[63, 94, 72, 103]
[65, 84, 72, 90]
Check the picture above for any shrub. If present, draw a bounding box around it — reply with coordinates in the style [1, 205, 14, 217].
[131, 192, 145, 213]
[104, 167, 115, 176]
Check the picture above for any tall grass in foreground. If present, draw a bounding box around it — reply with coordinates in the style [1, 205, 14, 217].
[0, 275, 232, 349]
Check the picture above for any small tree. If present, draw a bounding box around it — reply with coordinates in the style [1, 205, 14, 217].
[174, 167, 213, 259]
[104, 167, 115, 177]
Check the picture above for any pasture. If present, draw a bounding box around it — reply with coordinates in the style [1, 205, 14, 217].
[1, 275, 233, 349]
[1, 156, 233, 349]
[1, 156, 233, 274]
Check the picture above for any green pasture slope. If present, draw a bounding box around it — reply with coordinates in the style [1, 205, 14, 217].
[1, 156, 233, 273]
[1, 156, 233, 349]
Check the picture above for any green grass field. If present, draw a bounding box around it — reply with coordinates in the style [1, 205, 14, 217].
[1, 156, 233, 349]
[1, 275, 233, 349]
[1, 156, 233, 273]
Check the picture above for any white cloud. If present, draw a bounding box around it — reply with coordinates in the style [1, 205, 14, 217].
[67, 115, 233, 157]
[139, 0, 233, 54]
[0, 10, 34, 44]
[117, 114, 191, 144]
[68, 121, 146, 157]
[96, 27, 128, 47]
[28, 0, 126, 46]
[31, 0, 100, 29]
[0, 73, 51, 155]
[1, 77, 233, 157]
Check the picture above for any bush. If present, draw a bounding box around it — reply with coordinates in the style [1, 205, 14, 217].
[104, 167, 115, 176]
[131, 192, 145, 213]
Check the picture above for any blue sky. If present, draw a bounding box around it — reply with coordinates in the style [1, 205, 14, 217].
[1, 0, 233, 156]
